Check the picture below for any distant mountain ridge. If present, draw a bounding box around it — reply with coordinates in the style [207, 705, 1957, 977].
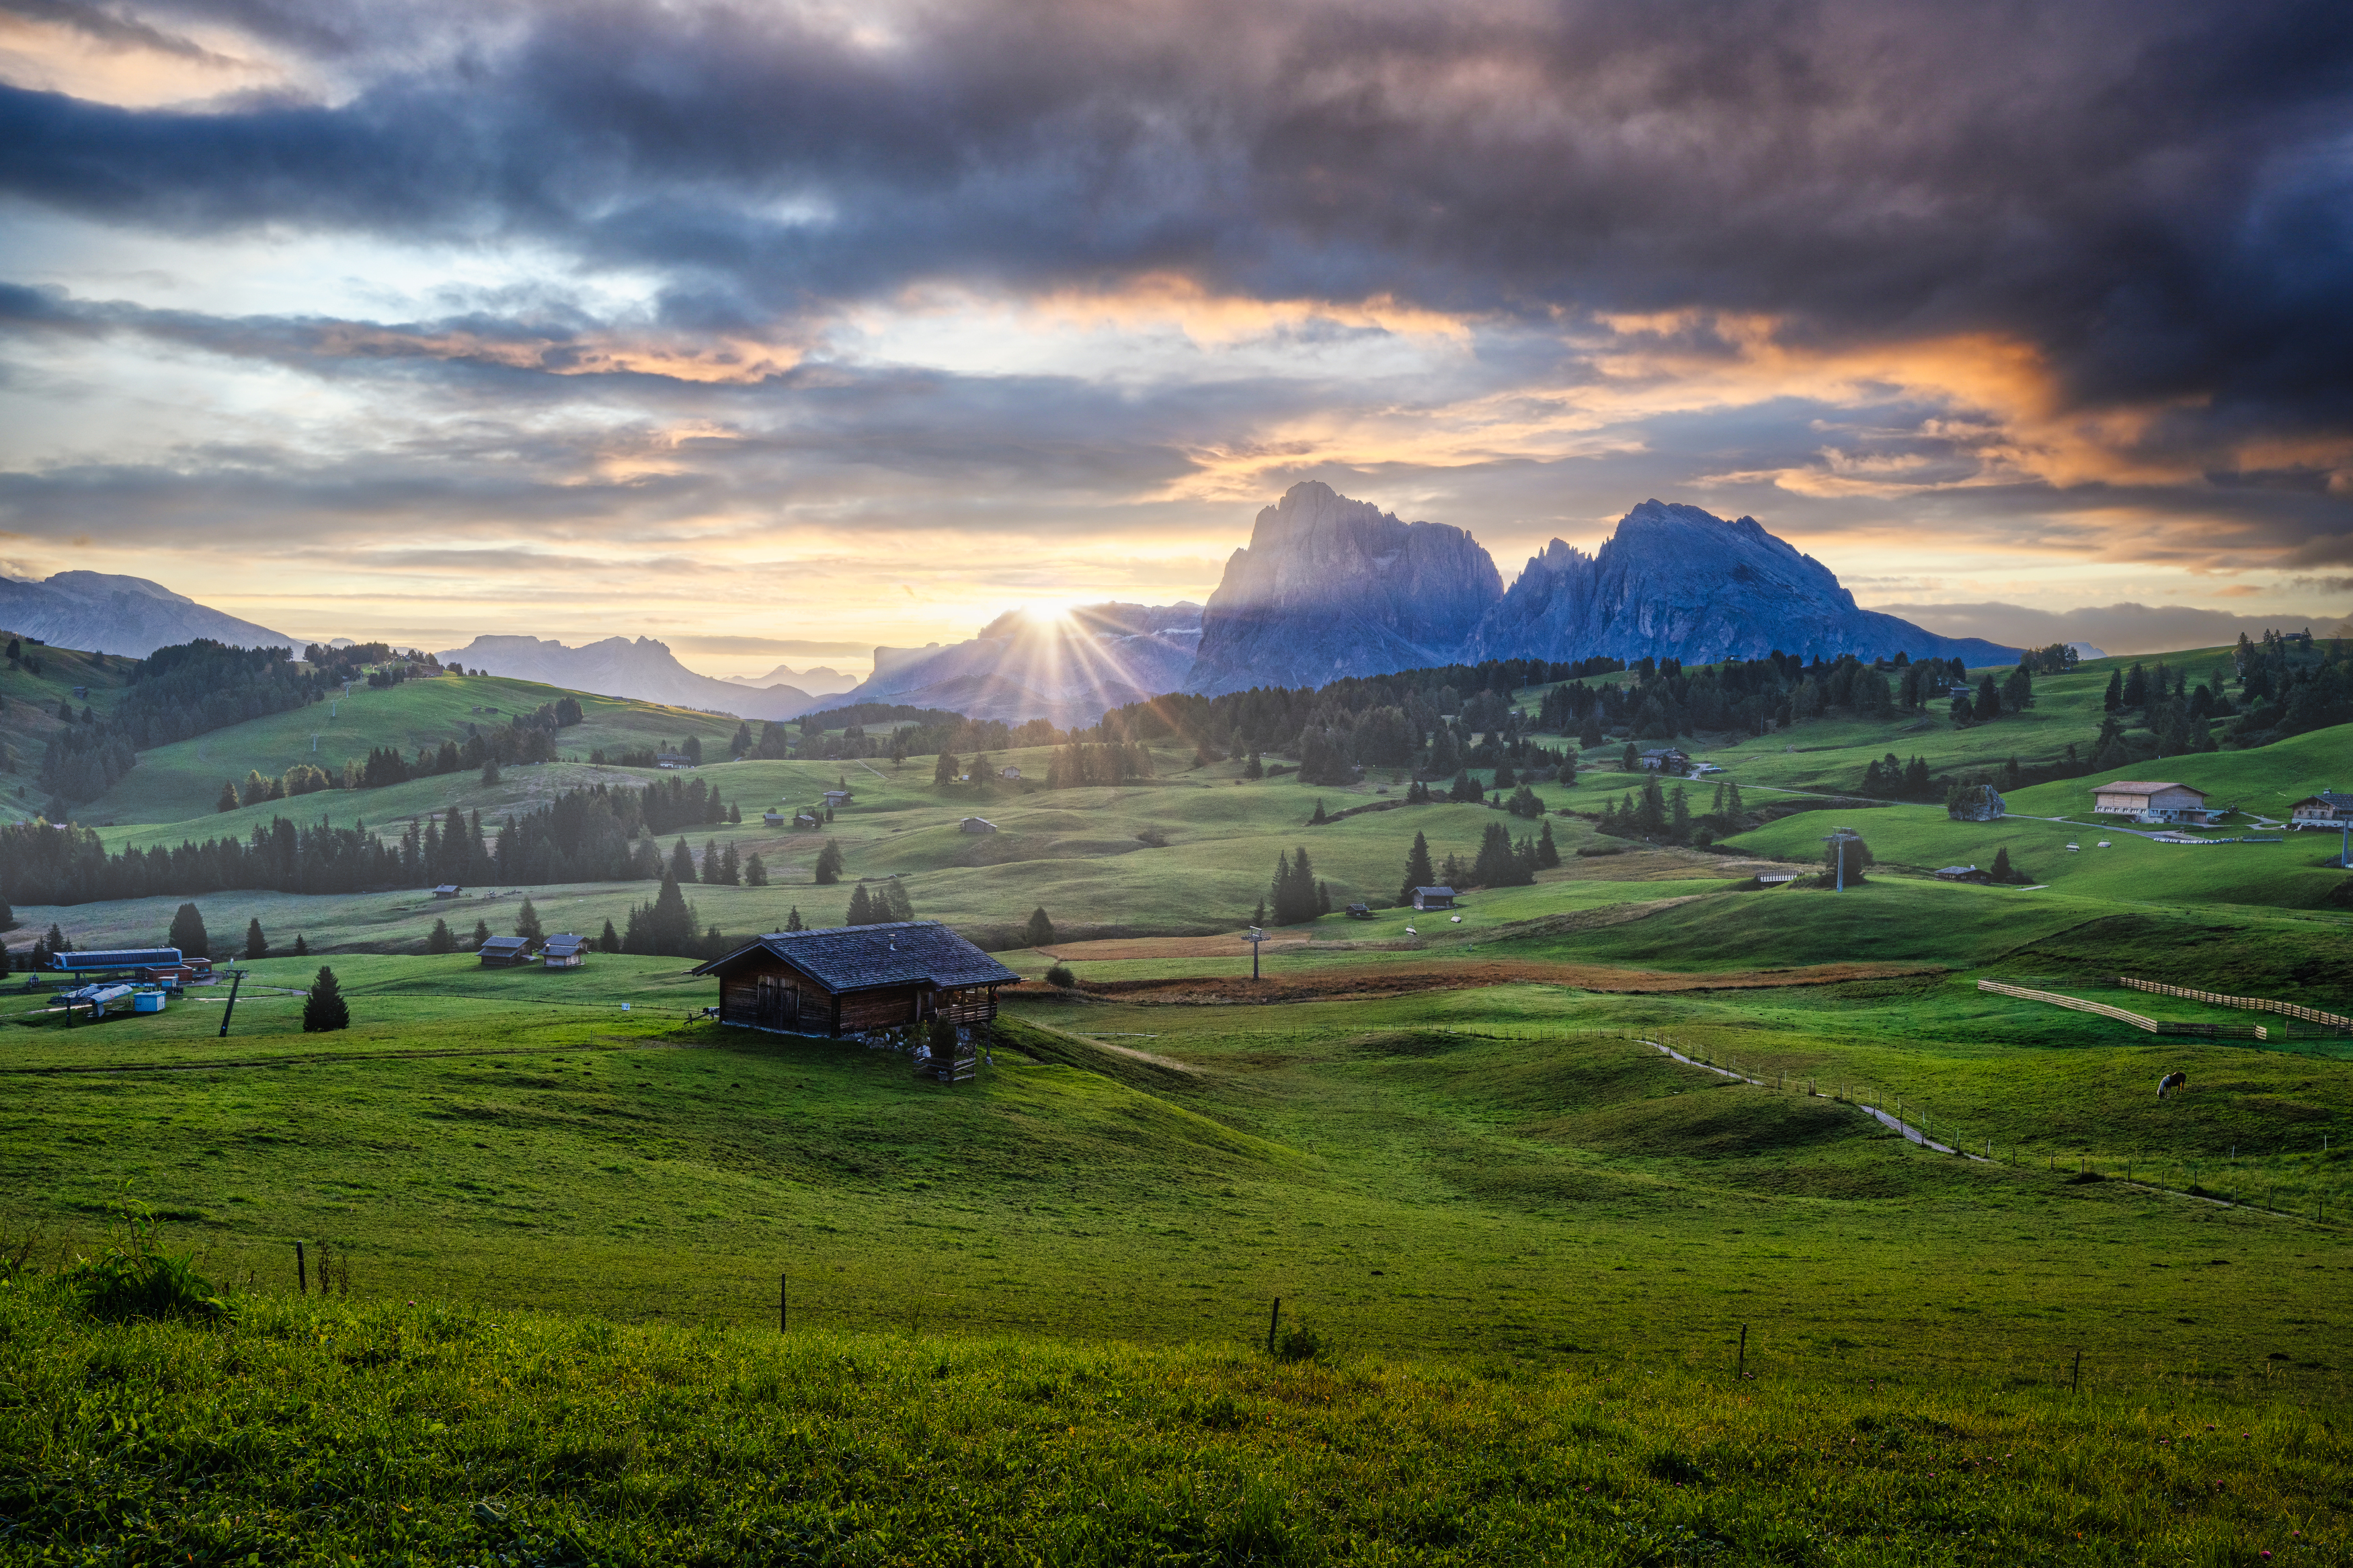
[1468, 499, 2019, 668]
[0, 572, 294, 658]
[723, 661, 859, 696]
[435, 634, 817, 720]
[826, 603, 1203, 726]
[1182, 486, 2016, 694]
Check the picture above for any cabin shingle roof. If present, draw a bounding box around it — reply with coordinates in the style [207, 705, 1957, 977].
[541, 934, 590, 958]
[691, 920, 1018, 993]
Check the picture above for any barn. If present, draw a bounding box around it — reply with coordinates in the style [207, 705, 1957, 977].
[692, 921, 1018, 1037]
[2091, 781, 2215, 823]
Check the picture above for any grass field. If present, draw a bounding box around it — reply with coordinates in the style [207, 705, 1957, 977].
[9, 642, 2353, 1560]
[78, 672, 750, 825]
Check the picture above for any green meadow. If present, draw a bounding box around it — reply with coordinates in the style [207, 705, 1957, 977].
[7, 641, 2353, 1560]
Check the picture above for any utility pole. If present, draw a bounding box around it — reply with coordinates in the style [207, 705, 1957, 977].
[1822, 827, 1863, 891]
[217, 967, 245, 1038]
[1244, 926, 1267, 981]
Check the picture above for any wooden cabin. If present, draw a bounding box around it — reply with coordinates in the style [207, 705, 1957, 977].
[692, 921, 1019, 1037]
[540, 934, 590, 968]
[477, 935, 533, 967]
[960, 817, 997, 833]
[1933, 864, 1994, 884]
[2288, 790, 2353, 828]
[1410, 886, 1458, 911]
[432, 883, 463, 899]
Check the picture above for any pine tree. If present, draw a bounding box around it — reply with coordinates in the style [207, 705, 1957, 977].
[1536, 818, 1560, 868]
[1669, 786, 1691, 843]
[1309, 798, 1328, 825]
[719, 843, 741, 884]
[1317, 880, 1332, 916]
[1396, 830, 1435, 905]
[515, 898, 543, 945]
[2122, 663, 2147, 707]
[936, 751, 961, 786]
[1991, 846, 2016, 884]
[744, 852, 768, 886]
[292, 934, 310, 956]
[1449, 769, 1480, 802]
[216, 780, 240, 813]
[167, 902, 209, 959]
[471, 919, 490, 948]
[1025, 906, 1055, 948]
[1252, 897, 1267, 926]
[1244, 751, 1264, 780]
[727, 802, 742, 825]
[481, 757, 500, 786]
[1724, 782, 1745, 826]
[785, 907, 805, 932]
[881, 879, 914, 921]
[814, 838, 844, 884]
[1974, 676, 2003, 720]
[302, 966, 349, 1032]
[701, 839, 721, 884]
[845, 884, 875, 924]
[1470, 821, 1532, 887]
[598, 918, 621, 953]
[427, 917, 454, 954]
[669, 837, 696, 882]
[243, 918, 268, 960]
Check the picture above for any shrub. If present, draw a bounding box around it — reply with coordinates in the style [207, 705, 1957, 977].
[1045, 964, 1077, 989]
[1273, 1317, 1325, 1363]
[1025, 906, 1055, 947]
[63, 1202, 232, 1325]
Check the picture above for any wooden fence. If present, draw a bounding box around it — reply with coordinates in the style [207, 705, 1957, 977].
[2114, 975, 2352, 1032]
[1975, 980, 2266, 1038]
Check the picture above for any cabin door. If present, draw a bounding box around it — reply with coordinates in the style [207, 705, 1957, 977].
[756, 976, 799, 1031]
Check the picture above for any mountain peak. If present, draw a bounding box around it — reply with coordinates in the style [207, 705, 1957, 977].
[1184, 483, 1503, 694]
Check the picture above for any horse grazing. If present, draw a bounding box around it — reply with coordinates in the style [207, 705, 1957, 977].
[2157, 1070, 2188, 1099]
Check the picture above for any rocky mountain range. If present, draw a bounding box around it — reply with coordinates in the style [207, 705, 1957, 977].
[824, 604, 1202, 727]
[1467, 499, 2018, 668]
[435, 634, 820, 720]
[1181, 485, 2016, 695]
[0, 572, 294, 658]
[1181, 483, 1503, 696]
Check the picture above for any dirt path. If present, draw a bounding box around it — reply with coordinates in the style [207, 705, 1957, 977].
[1023, 958, 1943, 1005]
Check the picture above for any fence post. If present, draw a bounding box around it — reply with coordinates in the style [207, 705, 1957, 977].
[780, 1270, 787, 1334]
[295, 1241, 307, 1295]
[1737, 1323, 1747, 1380]
[1267, 1297, 1281, 1356]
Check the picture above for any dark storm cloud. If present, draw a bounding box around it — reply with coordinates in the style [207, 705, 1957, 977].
[3, 0, 2350, 432]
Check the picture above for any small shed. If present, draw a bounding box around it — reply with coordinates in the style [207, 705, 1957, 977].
[2091, 781, 2215, 823]
[1000, 766, 1022, 780]
[961, 817, 998, 834]
[794, 810, 822, 829]
[2288, 790, 2353, 828]
[541, 934, 590, 968]
[1638, 748, 1689, 772]
[824, 789, 854, 807]
[762, 809, 787, 826]
[656, 751, 693, 769]
[477, 936, 533, 967]
[432, 883, 464, 899]
[1934, 864, 1994, 884]
[1345, 902, 1374, 919]
[692, 921, 1019, 1037]
[1411, 886, 1458, 911]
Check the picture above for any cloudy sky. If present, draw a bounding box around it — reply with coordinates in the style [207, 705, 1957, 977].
[2, 0, 2349, 673]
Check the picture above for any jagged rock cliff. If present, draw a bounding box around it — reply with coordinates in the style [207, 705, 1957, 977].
[1183, 483, 1503, 695]
[1468, 500, 2017, 667]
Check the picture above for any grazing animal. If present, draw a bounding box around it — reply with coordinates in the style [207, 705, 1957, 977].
[2157, 1070, 2188, 1099]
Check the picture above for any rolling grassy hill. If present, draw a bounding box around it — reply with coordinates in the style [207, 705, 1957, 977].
[79, 672, 748, 825]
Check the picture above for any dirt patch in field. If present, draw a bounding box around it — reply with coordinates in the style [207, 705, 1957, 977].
[1037, 934, 1314, 961]
[1012, 958, 1944, 1005]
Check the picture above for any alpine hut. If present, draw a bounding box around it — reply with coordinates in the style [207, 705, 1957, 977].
[692, 921, 1017, 1037]
[477, 935, 533, 967]
[540, 934, 590, 968]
